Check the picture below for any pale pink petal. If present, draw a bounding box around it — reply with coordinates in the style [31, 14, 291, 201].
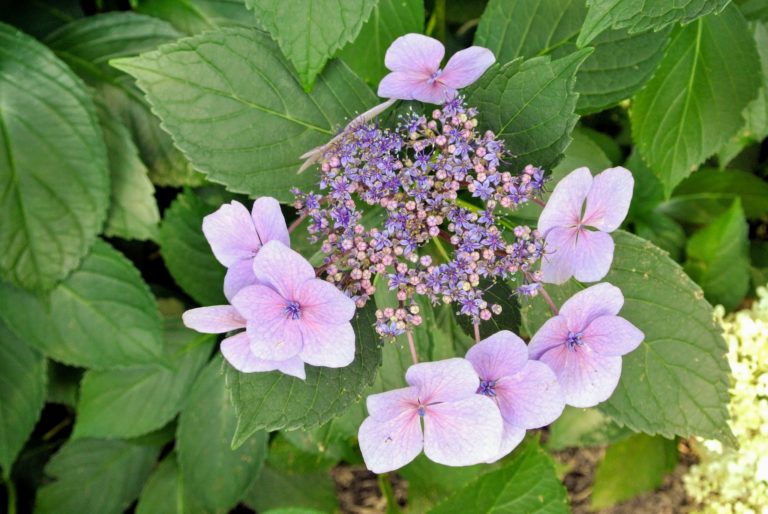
[583, 167, 634, 232]
[384, 33, 443, 74]
[538, 344, 622, 408]
[182, 305, 245, 333]
[231, 284, 285, 321]
[538, 167, 593, 235]
[251, 197, 290, 247]
[465, 330, 528, 381]
[540, 226, 579, 284]
[366, 387, 419, 421]
[528, 316, 569, 360]
[378, 71, 449, 104]
[411, 81, 456, 104]
[405, 358, 479, 404]
[246, 318, 303, 361]
[252, 241, 314, 299]
[348, 98, 397, 126]
[494, 360, 564, 428]
[223, 259, 258, 302]
[559, 283, 624, 333]
[487, 424, 526, 463]
[571, 229, 615, 283]
[296, 279, 356, 325]
[423, 396, 503, 466]
[358, 412, 423, 474]
[440, 46, 496, 89]
[202, 201, 260, 267]
[221, 332, 306, 379]
[297, 321, 355, 368]
[583, 315, 644, 357]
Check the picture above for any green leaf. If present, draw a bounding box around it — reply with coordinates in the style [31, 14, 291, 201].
[546, 407, 634, 450]
[0, 0, 83, 38]
[136, 453, 182, 514]
[631, 5, 762, 195]
[245, 0, 376, 91]
[135, 0, 257, 34]
[742, 0, 768, 22]
[633, 211, 686, 262]
[159, 190, 227, 306]
[46, 361, 82, 407]
[114, 28, 378, 201]
[578, 0, 729, 46]
[591, 434, 678, 509]
[684, 199, 750, 311]
[659, 168, 768, 224]
[45, 12, 201, 187]
[73, 317, 211, 439]
[0, 321, 46, 477]
[226, 302, 381, 445]
[178, 357, 269, 513]
[245, 466, 339, 513]
[338, 0, 425, 85]
[467, 49, 592, 173]
[0, 22, 109, 292]
[522, 231, 733, 442]
[0, 240, 164, 369]
[429, 441, 569, 514]
[35, 438, 159, 514]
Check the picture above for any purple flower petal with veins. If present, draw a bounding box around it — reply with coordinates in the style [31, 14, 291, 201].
[378, 34, 495, 104]
[528, 283, 644, 407]
[538, 167, 633, 284]
[358, 358, 503, 473]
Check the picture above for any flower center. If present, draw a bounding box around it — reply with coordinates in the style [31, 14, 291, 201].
[283, 301, 302, 320]
[427, 68, 443, 85]
[417, 406, 426, 417]
[478, 379, 497, 397]
[566, 331, 584, 351]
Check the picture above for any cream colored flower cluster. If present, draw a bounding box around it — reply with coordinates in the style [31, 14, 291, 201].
[684, 287, 768, 513]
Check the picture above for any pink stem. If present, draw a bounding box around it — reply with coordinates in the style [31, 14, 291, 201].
[532, 197, 546, 207]
[539, 286, 559, 315]
[288, 212, 308, 233]
[473, 322, 481, 343]
[406, 330, 419, 364]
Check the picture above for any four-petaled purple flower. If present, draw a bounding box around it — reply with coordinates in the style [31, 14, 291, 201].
[528, 283, 644, 407]
[538, 167, 633, 284]
[358, 358, 503, 473]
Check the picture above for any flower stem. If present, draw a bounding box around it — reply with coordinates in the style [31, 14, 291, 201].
[406, 330, 419, 364]
[540, 286, 559, 315]
[473, 321, 481, 343]
[378, 474, 402, 514]
[288, 212, 307, 233]
[3, 476, 16, 514]
[532, 197, 546, 208]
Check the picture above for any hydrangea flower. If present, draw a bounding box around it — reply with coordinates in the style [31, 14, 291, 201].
[183, 240, 356, 379]
[358, 358, 503, 473]
[528, 283, 644, 407]
[538, 167, 633, 284]
[202, 198, 289, 300]
[378, 34, 495, 104]
[465, 331, 564, 462]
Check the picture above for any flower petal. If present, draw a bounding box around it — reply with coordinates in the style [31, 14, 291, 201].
[202, 201, 260, 267]
[358, 412, 423, 474]
[528, 315, 569, 360]
[251, 197, 290, 247]
[583, 167, 634, 232]
[540, 226, 579, 284]
[465, 330, 528, 382]
[378, 71, 451, 104]
[494, 360, 564, 428]
[538, 167, 592, 235]
[246, 318, 303, 361]
[538, 344, 622, 408]
[384, 33, 444, 74]
[298, 321, 355, 368]
[231, 284, 285, 321]
[366, 386, 419, 421]
[221, 332, 306, 379]
[571, 229, 615, 283]
[252, 241, 314, 299]
[487, 424, 526, 463]
[423, 396, 503, 466]
[559, 282, 624, 333]
[296, 279, 356, 325]
[440, 46, 496, 89]
[182, 305, 245, 333]
[223, 259, 258, 302]
[405, 358, 479, 403]
[583, 315, 644, 357]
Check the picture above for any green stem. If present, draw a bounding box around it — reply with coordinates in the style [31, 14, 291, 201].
[432, 236, 451, 262]
[455, 198, 519, 232]
[3, 475, 16, 514]
[378, 474, 401, 514]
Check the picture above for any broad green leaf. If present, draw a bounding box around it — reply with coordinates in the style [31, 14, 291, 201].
[0, 0, 83, 38]
[226, 302, 381, 445]
[338, 0, 425, 85]
[633, 211, 686, 262]
[474, 0, 671, 113]
[178, 357, 269, 513]
[97, 101, 160, 241]
[245, 0, 376, 91]
[35, 438, 158, 514]
[659, 168, 768, 224]
[751, 241, 768, 291]
[275, 417, 361, 472]
[159, 190, 226, 306]
[0, 321, 46, 477]
[684, 199, 750, 311]
[591, 434, 678, 509]
[626, 150, 665, 219]
[429, 442, 569, 514]
[114, 28, 378, 201]
[0, 22, 109, 292]
[467, 49, 592, 173]
[578, 0, 729, 46]
[742, 0, 768, 21]
[45, 12, 201, 187]
[245, 467, 339, 513]
[136, 0, 257, 34]
[46, 361, 81, 407]
[546, 407, 634, 450]
[73, 318, 212, 439]
[0, 240, 163, 369]
[631, 5, 761, 195]
[136, 453, 182, 514]
[523, 231, 733, 442]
